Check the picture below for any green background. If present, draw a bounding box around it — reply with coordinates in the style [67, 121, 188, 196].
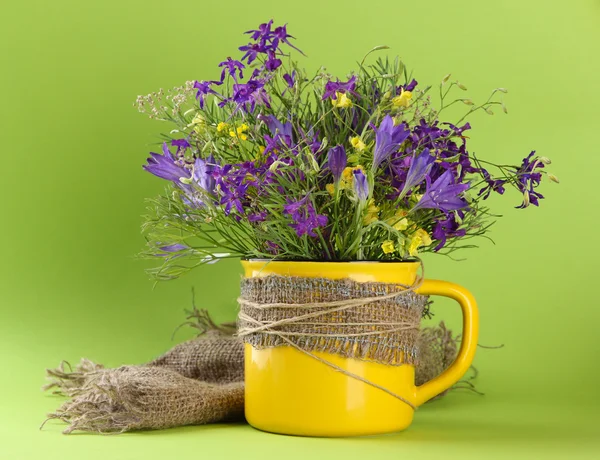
[1, 0, 599, 458]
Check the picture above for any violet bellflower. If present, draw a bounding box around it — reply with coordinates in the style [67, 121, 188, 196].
[399, 148, 435, 197]
[193, 155, 216, 193]
[327, 145, 347, 183]
[143, 142, 190, 183]
[353, 169, 370, 201]
[258, 114, 293, 143]
[283, 195, 328, 238]
[322, 76, 358, 100]
[413, 169, 469, 213]
[373, 115, 410, 170]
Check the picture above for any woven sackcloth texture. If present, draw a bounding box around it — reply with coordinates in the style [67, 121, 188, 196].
[238, 275, 428, 365]
[42, 308, 464, 434]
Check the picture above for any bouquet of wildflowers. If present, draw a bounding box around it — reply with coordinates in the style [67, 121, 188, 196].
[136, 20, 556, 280]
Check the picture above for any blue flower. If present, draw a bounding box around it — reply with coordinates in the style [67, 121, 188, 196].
[353, 169, 370, 201]
[399, 148, 435, 196]
[143, 143, 190, 182]
[373, 115, 410, 170]
[413, 170, 469, 212]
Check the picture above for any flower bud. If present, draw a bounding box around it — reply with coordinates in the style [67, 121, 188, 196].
[522, 191, 530, 207]
[441, 73, 451, 84]
[457, 82, 468, 90]
[539, 156, 552, 165]
[548, 173, 560, 183]
[269, 160, 286, 172]
[495, 88, 508, 93]
[462, 99, 475, 105]
[484, 107, 494, 115]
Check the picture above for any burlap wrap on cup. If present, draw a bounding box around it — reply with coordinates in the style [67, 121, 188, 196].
[237, 275, 428, 366]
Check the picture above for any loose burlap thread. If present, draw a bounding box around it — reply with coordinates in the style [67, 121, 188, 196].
[42, 308, 469, 434]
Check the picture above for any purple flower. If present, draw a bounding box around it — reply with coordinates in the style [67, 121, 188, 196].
[272, 23, 304, 54]
[241, 21, 303, 65]
[239, 42, 269, 64]
[157, 243, 187, 257]
[248, 211, 267, 222]
[514, 151, 545, 209]
[258, 114, 293, 146]
[403, 79, 418, 92]
[353, 169, 369, 201]
[231, 79, 270, 112]
[143, 143, 190, 182]
[265, 50, 282, 71]
[413, 170, 469, 212]
[218, 57, 245, 82]
[432, 213, 466, 251]
[322, 76, 358, 100]
[478, 169, 506, 200]
[283, 71, 296, 88]
[171, 138, 191, 154]
[193, 155, 216, 193]
[220, 183, 249, 216]
[193, 80, 220, 109]
[283, 195, 328, 238]
[245, 20, 273, 42]
[327, 145, 347, 182]
[373, 115, 410, 170]
[399, 148, 435, 196]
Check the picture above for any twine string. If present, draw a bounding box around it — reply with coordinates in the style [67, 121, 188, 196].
[237, 261, 426, 410]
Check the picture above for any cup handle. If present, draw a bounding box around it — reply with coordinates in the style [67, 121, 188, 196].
[414, 279, 479, 406]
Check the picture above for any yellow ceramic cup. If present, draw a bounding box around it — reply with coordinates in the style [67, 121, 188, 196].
[242, 260, 479, 437]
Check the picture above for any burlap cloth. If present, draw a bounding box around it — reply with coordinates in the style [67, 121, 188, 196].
[42, 306, 472, 434]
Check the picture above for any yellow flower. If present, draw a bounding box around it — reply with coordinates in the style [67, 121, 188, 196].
[350, 136, 366, 151]
[394, 217, 409, 231]
[386, 209, 409, 231]
[415, 228, 432, 247]
[258, 145, 265, 154]
[216, 122, 229, 133]
[392, 90, 413, 108]
[363, 200, 380, 225]
[229, 123, 249, 141]
[331, 92, 353, 108]
[326, 183, 335, 195]
[408, 229, 432, 256]
[381, 240, 396, 254]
